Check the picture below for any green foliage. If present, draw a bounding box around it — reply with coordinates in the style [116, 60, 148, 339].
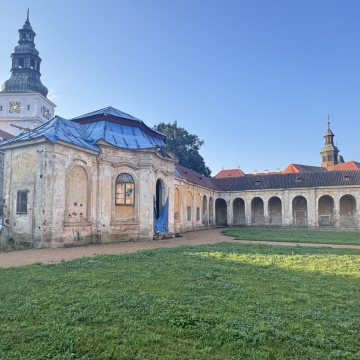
[153, 121, 211, 176]
[1, 243, 360, 359]
[223, 228, 360, 245]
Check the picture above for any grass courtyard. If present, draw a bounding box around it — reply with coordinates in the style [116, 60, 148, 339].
[223, 228, 360, 246]
[1, 242, 360, 359]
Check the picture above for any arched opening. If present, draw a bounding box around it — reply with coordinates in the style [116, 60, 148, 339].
[202, 195, 208, 224]
[174, 187, 180, 222]
[251, 197, 264, 225]
[155, 179, 165, 220]
[215, 198, 227, 226]
[292, 196, 307, 227]
[340, 195, 356, 226]
[196, 193, 201, 222]
[186, 191, 193, 221]
[269, 197, 282, 225]
[209, 197, 214, 225]
[318, 195, 334, 226]
[233, 198, 245, 225]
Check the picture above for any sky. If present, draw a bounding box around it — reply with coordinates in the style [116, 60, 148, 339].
[1, 0, 360, 176]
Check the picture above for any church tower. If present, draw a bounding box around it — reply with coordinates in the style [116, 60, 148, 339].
[0, 10, 56, 138]
[320, 117, 342, 169]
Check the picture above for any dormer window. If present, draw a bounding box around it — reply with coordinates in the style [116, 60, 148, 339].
[255, 180, 260, 185]
[343, 175, 350, 181]
[296, 177, 302, 182]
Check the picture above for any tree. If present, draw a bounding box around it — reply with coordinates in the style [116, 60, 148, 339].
[153, 121, 211, 177]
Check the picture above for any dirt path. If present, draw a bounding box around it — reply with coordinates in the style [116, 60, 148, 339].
[1, 228, 360, 268]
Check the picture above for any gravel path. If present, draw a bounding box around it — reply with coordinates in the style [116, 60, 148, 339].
[1, 228, 360, 268]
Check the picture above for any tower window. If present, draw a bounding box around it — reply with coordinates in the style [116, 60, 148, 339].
[27, 105, 30, 111]
[18, 58, 24, 68]
[0, 106, 2, 111]
[328, 155, 333, 161]
[323, 156, 326, 162]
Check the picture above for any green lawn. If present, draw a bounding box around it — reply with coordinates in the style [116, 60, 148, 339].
[1, 243, 360, 359]
[223, 228, 360, 245]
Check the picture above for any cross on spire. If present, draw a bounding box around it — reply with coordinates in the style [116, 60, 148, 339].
[25, 8, 30, 24]
[327, 114, 330, 129]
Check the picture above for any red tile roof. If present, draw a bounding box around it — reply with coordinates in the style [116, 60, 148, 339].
[332, 161, 360, 170]
[214, 168, 245, 178]
[282, 163, 326, 173]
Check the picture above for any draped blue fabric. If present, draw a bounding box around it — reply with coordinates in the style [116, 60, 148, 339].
[154, 198, 169, 233]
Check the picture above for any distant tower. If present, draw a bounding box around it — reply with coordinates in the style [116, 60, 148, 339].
[320, 116, 342, 169]
[0, 9, 56, 137]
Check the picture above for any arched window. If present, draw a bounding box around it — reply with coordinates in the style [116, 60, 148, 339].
[323, 156, 326, 162]
[115, 173, 134, 205]
[328, 155, 333, 161]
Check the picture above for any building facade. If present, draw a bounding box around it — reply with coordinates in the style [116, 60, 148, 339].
[1, 12, 360, 249]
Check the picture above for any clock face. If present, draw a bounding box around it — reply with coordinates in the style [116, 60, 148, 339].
[42, 106, 50, 120]
[9, 101, 21, 113]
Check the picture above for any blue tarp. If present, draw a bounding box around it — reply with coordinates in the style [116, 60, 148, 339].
[154, 198, 169, 233]
[0, 107, 166, 151]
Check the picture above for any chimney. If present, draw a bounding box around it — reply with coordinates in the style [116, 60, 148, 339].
[264, 169, 268, 174]
[253, 170, 257, 175]
[276, 168, 281, 173]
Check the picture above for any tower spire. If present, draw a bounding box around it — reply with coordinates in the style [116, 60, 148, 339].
[320, 116, 339, 169]
[1, 9, 48, 97]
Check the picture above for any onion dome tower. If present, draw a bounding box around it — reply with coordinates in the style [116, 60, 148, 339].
[0, 9, 56, 137]
[320, 117, 340, 169]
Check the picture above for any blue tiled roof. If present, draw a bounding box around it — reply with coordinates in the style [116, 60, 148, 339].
[84, 121, 165, 149]
[71, 106, 141, 122]
[0, 116, 99, 152]
[0, 107, 166, 151]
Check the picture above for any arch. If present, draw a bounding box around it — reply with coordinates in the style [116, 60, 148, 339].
[155, 178, 165, 220]
[115, 172, 135, 221]
[215, 198, 227, 226]
[174, 187, 180, 222]
[67, 165, 88, 223]
[202, 195, 208, 224]
[318, 195, 334, 226]
[233, 198, 245, 225]
[251, 197, 264, 225]
[196, 193, 201, 222]
[292, 195, 307, 227]
[340, 194, 356, 226]
[328, 155, 333, 161]
[115, 173, 134, 205]
[268, 196, 282, 225]
[186, 191, 193, 221]
[323, 156, 326, 162]
[209, 197, 214, 225]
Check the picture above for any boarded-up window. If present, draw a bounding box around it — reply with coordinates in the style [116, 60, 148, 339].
[187, 206, 191, 221]
[116, 173, 134, 205]
[196, 207, 200, 221]
[16, 190, 28, 214]
[68, 165, 88, 222]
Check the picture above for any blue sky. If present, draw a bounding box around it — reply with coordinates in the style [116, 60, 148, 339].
[1, 1, 360, 175]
